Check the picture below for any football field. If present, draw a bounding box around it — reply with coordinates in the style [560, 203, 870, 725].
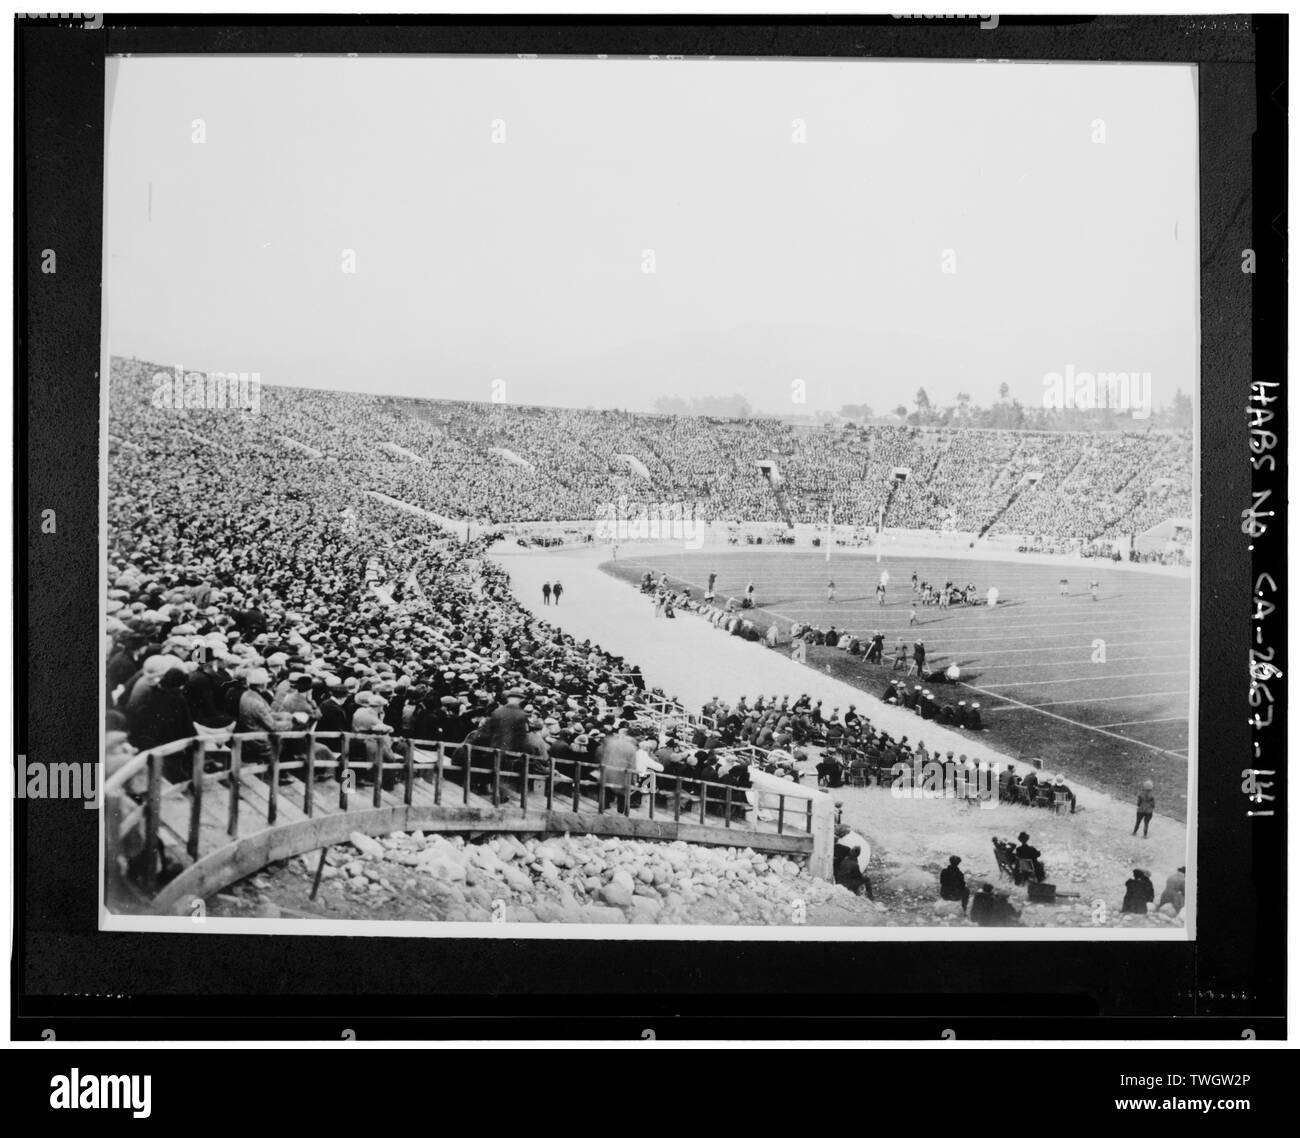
[607, 549, 1193, 819]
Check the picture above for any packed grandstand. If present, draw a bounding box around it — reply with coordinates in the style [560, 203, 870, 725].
[115, 359, 1192, 546]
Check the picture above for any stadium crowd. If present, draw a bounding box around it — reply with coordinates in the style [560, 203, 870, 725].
[117, 359, 1193, 547]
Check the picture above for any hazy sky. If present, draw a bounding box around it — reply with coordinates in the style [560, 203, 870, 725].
[105, 55, 1199, 414]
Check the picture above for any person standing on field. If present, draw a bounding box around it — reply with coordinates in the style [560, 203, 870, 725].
[541, 581, 551, 606]
[552, 580, 563, 605]
[1133, 780, 1155, 837]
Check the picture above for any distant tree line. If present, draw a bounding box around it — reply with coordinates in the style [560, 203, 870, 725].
[652, 387, 1193, 430]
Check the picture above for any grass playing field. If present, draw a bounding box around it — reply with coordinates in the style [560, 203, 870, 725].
[605, 549, 1192, 821]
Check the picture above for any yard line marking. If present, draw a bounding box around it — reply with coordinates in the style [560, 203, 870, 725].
[982, 670, 1190, 689]
[973, 652, 1191, 669]
[839, 628, 1190, 645]
[1093, 716, 1191, 728]
[958, 682, 1189, 758]
[987, 689, 1189, 709]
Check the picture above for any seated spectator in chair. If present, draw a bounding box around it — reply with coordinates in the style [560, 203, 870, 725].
[1014, 831, 1046, 883]
[939, 855, 970, 911]
[998, 763, 1018, 801]
[1052, 774, 1078, 813]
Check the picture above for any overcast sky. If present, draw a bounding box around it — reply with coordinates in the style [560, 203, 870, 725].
[105, 55, 1199, 414]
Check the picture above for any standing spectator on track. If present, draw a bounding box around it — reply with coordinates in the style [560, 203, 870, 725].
[552, 580, 563, 606]
[910, 639, 926, 678]
[542, 581, 552, 606]
[1133, 780, 1156, 837]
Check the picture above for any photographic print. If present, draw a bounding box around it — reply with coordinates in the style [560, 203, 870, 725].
[99, 52, 1198, 938]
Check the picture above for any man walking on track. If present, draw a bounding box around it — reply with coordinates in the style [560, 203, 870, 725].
[541, 581, 551, 606]
[826, 578, 836, 603]
[1133, 780, 1155, 837]
[552, 580, 563, 606]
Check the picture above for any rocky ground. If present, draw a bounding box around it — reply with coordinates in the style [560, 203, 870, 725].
[205, 830, 885, 926]
[206, 820, 1183, 930]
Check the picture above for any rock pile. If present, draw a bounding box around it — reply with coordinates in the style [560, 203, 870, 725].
[246, 831, 884, 926]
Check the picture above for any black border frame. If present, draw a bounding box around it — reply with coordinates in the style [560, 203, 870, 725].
[14, 12, 1286, 1041]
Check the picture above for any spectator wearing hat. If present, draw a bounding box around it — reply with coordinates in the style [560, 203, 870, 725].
[969, 883, 1020, 927]
[1121, 868, 1155, 915]
[998, 763, 1019, 802]
[127, 660, 195, 775]
[107, 632, 149, 704]
[832, 824, 873, 897]
[237, 668, 292, 766]
[185, 645, 233, 729]
[316, 679, 350, 754]
[486, 688, 530, 765]
[1052, 774, 1077, 813]
[939, 855, 970, 911]
[1133, 780, 1155, 837]
[1158, 866, 1186, 914]
[124, 653, 185, 721]
[596, 725, 639, 813]
[350, 707, 400, 790]
[1014, 831, 1045, 883]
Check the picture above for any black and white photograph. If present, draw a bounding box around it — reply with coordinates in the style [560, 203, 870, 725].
[96, 48, 1203, 938]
